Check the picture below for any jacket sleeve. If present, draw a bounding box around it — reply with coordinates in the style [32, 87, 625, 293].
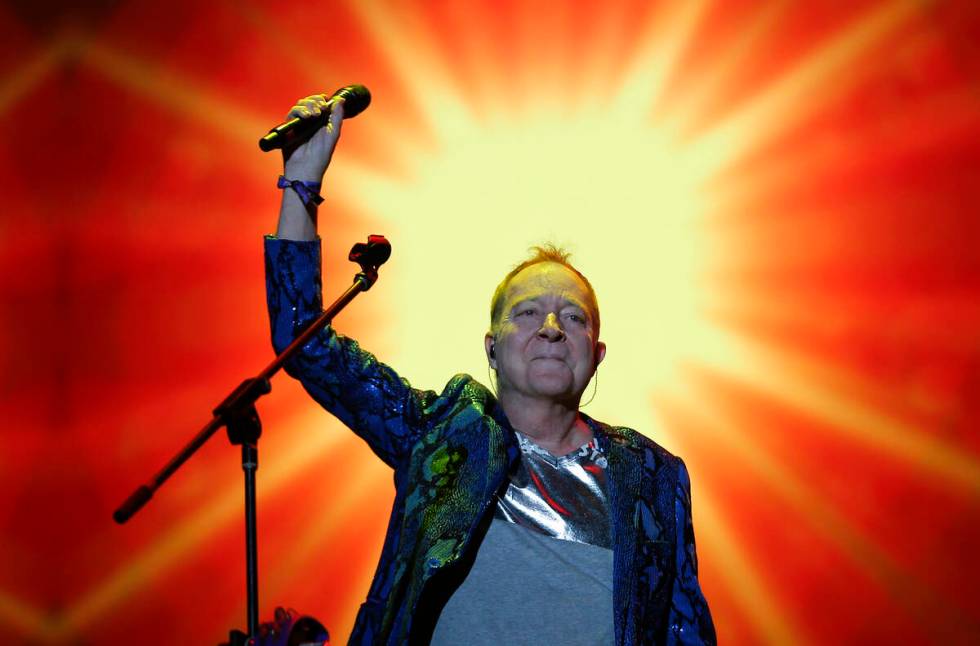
[666, 459, 716, 645]
[264, 236, 439, 469]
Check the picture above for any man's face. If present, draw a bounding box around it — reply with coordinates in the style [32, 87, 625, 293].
[486, 262, 605, 404]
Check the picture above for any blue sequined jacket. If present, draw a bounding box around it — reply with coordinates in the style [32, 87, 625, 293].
[265, 237, 715, 646]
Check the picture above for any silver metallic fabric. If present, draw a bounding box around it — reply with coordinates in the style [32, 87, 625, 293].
[495, 431, 611, 549]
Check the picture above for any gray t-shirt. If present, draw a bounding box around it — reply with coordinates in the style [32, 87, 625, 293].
[430, 517, 614, 645]
[431, 432, 613, 645]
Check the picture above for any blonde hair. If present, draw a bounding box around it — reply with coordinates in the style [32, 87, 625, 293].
[489, 243, 600, 336]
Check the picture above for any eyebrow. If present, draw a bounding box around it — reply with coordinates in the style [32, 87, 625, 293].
[511, 296, 589, 313]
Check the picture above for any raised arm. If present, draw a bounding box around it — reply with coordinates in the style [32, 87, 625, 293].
[276, 94, 344, 241]
[266, 94, 439, 468]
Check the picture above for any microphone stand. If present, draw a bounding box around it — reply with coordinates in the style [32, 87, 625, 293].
[113, 235, 391, 645]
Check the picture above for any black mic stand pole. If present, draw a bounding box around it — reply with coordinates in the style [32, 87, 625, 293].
[113, 235, 391, 645]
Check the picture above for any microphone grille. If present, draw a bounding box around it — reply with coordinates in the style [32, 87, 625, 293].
[332, 84, 371, 118]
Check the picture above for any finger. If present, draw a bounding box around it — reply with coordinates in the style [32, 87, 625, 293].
[326, 98, 344, 135]
[287, 94, 329, 120]
[299, 97, 325, 117]
[286, 104, 313, 120]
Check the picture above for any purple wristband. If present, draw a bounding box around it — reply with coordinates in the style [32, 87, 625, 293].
[277, 175, 324, 207]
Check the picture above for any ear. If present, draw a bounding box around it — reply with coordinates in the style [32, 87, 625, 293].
[594, 340, 606, 368]
[485, 332, 497, 369]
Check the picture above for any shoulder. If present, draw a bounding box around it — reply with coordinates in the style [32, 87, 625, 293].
[434, 374, 495, 406]
[591, 415, 678, 459]
[588, 415, 684, 476]
[413, 374, 497, 424]
[442, 373, 495, 401]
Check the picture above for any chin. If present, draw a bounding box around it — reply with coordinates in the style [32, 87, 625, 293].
[526, 375, 576, 398]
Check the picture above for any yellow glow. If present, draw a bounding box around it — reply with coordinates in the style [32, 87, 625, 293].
[319, 0, 737, 453]
[340, 105, 717, 440]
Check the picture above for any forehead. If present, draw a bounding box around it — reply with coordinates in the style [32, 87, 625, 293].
[502, 262, 591, 306]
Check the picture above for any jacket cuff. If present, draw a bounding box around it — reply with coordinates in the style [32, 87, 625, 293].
[264, 235, 324, 352]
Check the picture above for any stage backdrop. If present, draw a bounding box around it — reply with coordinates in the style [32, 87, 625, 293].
[2, 1, 979, 644]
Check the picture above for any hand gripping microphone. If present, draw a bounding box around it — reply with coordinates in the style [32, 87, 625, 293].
[258, 84, 371, 152]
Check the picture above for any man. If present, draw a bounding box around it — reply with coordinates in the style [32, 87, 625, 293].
[266, 94, 715, 645]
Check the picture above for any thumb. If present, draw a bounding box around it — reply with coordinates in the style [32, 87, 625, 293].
[326, 97, 344, 136]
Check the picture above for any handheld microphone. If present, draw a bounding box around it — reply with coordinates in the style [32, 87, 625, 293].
[259, 84, 371, 152]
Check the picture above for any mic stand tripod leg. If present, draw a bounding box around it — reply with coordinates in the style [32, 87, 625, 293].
[223, 397, 263, 641]
[243, 441, 259, 639]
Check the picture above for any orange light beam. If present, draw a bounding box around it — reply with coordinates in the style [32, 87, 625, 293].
[342, 0, 471, 135]
[660, 0, 788, 137]
[44, 414, 347, 641]
[74, 39, 379, 204]
[0, 586, 50, 642]
[665, 383, 980, 642]
[0, 37, 73, 116]
[230, 0, 332, 87]
[78, 41, 267, 141]
[610, 0, 710, 121]
[706, 86, 980, 216]
[220, 459, 391, 635]
[571, 2, 638, 104]
[685, 0, 924, 175]
[692, 328, 980, 494]
[691, 485, 814, 646]
[260, 459, 389, 597]
[225, 0, 428, 174]
[703, 290, 980, 392]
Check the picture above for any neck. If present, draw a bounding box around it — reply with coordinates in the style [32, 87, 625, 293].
[497, 389, 591, 456]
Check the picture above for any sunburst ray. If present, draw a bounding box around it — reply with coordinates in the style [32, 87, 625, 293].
[706, 87, 980, 218]
[0, 37, 70, 115]
[53, 413, 344, 639]
[684, 0, 924, 176]
[7, 2, 974, 644]
[660, 1, 789, 137]
[342, 0, 473, 138]
[664, 378, 980, 641]
[610, 0, 711, 121]
[690, 327, 980, 492]
[0, 586, 47, 641]
[691, 486, 813, 646]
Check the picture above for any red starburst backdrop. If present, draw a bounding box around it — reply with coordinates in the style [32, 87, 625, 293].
[1, 1, 979, 644]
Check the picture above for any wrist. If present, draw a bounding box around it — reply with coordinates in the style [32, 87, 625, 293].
[282, 163, 326, 184]
[277, 176, 324, 208]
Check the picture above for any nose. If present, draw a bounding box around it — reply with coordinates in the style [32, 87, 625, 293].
[537, 312, 566, 341]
